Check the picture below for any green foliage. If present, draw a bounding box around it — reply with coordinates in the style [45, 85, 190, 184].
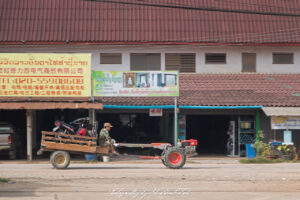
[239, 156, 299, 164]
[240, 157, 285, 164]
[277, 144, 297, 160]
[0, 178, 10, 183]
[253, 130, 273, 157]
[252, 130, 298, 160]
[277, 144, 295, 153]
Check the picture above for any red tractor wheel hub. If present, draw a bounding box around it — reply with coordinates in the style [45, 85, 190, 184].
[168, 152, 182, 165]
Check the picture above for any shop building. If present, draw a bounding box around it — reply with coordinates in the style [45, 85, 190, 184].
[0, 0, 300, 159]
[96, 74, 300, 156]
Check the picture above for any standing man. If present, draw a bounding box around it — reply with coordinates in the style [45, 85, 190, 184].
[99, 122, 118, 155]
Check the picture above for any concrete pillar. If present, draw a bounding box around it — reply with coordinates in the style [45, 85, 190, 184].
[26, 110, 33, 161]
[31, 111, 37, 149]
[89, 109, 96, 124]
[89, 109, 97, 136]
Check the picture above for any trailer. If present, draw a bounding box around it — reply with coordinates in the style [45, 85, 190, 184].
[40, 131, 198, 169]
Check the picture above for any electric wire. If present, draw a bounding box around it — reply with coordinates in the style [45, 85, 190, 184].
[88, 0, 300, 17]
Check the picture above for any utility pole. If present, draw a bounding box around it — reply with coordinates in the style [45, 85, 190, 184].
[174, 97, 178, 146]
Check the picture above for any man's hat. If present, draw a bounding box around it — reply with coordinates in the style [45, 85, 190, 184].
[104, 122, 113, 128]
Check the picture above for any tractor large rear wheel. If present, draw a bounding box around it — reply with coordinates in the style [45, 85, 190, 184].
[162, 148, 186, 169]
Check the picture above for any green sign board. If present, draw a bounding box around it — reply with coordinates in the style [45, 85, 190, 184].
[93, 71, 179, 97]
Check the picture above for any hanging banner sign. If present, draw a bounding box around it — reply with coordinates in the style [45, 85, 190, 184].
[149, 108, 163, 116]
[0, 53, 91, 97]
[271, 116, 300, 129]
[93, 71, 179, 96]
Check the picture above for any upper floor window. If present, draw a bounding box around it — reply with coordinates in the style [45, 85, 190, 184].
[205, 53, 226, 64]
[100, 53, 122, 64]
[242, 53, 256, 73]
[165, 53, 196, 73]
[273, 53, 293, 64]
[130, 53, 161, 71]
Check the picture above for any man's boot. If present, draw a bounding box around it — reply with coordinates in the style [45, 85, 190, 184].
[110, 144, 120, 156]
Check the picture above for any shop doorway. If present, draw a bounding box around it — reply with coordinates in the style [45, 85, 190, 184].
[186, 115, 231, 154]
[96, 113, 163, 143]
[96, 113, 164, 155]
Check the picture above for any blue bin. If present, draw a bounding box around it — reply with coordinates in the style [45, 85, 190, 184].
[85, 154, 98, 161]
[246, 144, 256, 159]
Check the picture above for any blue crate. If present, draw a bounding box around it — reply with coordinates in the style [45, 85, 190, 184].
[85, 154, 98, 161]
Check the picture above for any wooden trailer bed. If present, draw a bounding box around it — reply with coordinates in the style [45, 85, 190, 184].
[41, 131, 109, 154]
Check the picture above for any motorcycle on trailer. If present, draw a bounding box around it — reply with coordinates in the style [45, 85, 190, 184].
[53, 117, 95, 137]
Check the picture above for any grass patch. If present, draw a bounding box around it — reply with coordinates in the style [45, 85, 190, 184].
[0, 178, 10, 183]
[239, 157, 299, 164]
[87, 159, 99, 163]
[186, 160, 197, 164]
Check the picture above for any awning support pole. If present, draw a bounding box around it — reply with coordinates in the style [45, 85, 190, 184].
[256, 110, 260, 154]
[174, 97, 178, 146]
[26, 110, 33, 161]
[89, 109, 96, 124]
[89, 109, 96, 136]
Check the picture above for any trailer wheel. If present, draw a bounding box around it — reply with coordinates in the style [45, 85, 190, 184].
[162, 148, 186, 169]
[50, 151, 70, 169]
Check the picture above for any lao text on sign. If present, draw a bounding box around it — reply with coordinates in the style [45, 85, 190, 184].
[271, 116, 300, 129]
[93, 71, 179, 97]
[0, 53, 91, 97]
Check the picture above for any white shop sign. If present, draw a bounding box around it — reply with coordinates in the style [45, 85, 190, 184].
[271, 116, 300, 129]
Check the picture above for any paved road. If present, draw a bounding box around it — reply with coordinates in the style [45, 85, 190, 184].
[1, 159, 300, 200]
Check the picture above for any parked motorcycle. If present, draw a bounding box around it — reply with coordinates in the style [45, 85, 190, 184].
[53, 117, 94, 137]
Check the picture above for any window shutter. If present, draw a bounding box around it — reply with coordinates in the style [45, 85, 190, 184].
[165, 53, 195, 72]
[131, 54, 161, 71]
[205, 53, 226, 64]
[100, 53, 122, 64]
[273, 53, 293, 64]
[242, 53, 256, 72]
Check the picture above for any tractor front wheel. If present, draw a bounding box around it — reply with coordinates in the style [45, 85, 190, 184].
[162, 148, 186, 169]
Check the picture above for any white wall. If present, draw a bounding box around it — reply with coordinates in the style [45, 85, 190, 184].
[256, 47, 300, 73]
[1, 45, 300, 73]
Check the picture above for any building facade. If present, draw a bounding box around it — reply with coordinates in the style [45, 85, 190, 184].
[1, 0, 300, 159]
[2, 45, 300, 73]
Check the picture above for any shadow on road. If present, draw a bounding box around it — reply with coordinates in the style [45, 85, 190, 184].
[64, 166, 221, 170]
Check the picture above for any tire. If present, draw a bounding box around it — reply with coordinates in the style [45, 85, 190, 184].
[50, 151, 71, 169]
[162, 148, 186, 169]
[161, 151, 166, 166]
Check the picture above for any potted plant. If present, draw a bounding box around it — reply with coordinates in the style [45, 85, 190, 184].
[277, 144, 297, 160]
